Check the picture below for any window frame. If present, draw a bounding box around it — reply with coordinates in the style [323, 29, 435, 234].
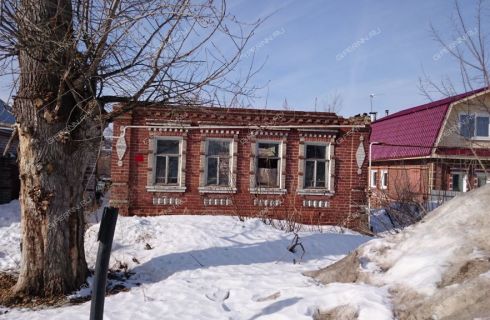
[255, 141, 282, 189]
[204, 139, 233, 187]
[380, 170, 388, 189]
[370, 169, 378, 189]
[249, 139, 287, 195]
[459, 112, 490, 140]
[154, 139, 181, 185]
[146, 136, 187, 193]
[303, 143, 329, 189]
[476, 172, 488, 188]
[451, 171, 467, 192]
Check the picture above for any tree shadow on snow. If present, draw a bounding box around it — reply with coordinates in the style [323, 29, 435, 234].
[248, 297, 302, 320]
[130, 232, 370, 284]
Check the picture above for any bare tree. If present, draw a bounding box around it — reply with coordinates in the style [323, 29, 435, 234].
[420, 0, 489, 97]
[322, 91, 343, 114]
[0, 0, 260, 297]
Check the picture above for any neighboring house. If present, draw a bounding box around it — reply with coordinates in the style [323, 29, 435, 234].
[370, 87, 490, 209]
[0, 101, 19, 204]
[110, 104, 370, 229]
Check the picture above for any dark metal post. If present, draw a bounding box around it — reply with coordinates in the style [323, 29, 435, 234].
[90, 207, 119, 320]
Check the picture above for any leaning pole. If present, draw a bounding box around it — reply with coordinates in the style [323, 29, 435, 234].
[89, 207, 119, 320]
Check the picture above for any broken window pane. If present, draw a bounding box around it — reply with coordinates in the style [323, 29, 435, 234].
[157, 140, 179, 154]
[256, 142, 280, 188]
[258, 143, 278, 157]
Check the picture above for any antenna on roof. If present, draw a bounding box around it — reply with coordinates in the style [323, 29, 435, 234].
[369, 93, 385, 112]
[314, 97, 317, 112]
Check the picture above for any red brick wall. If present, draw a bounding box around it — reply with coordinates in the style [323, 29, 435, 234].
[110, 106, 370, 230]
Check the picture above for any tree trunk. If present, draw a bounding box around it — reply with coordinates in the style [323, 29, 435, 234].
[13, 129, 91, 296]
[12, 0, 96, 297]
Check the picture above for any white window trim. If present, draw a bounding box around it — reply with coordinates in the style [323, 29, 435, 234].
[458, 112, 490, 140]
[370, 169, 378, 189]
[146, 136, 187, 193]
[380, 170, 388, 189]
[451, 171, 468, 192]
[199, 138, 237, 194]
[297, 142, 334, 196]
[250, 139, 287, 195]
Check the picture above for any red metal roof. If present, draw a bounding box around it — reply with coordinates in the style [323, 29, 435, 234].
[371, 87, 488, 161]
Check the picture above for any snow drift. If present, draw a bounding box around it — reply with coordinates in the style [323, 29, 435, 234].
[308, 184, 490, 319]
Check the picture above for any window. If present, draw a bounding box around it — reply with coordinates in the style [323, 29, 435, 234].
[459, 114, 475, 138]
[476, 116, 489, 137]
[476, 172, 488, 188]
[452, 174, 461, 191]
[155, 139, 180, 185]
[381, 170, 388, 189]
[256, 142, 280, 188]
[451, 172, 467, 192]
[370, 170, 377, 188]
[206, 140, 231, 186]
[304, 144, 328, 188]
[459, 113, 490, 139]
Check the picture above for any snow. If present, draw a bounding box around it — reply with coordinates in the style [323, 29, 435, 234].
[0, 201, 394, 319]
[360, 184, 490, 296]
[0, 200, 21, 272]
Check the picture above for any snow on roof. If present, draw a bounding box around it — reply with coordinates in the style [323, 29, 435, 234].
[371, 87, 488, 161]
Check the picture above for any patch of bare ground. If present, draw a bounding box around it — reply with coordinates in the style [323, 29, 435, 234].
[0, 269, 137, 311]
[313, 305, 359, 320]
[0, 272, 68, 310]
[304, 250, 361, 283]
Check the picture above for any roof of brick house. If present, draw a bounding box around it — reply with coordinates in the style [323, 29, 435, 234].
[371, 87, 488, 161]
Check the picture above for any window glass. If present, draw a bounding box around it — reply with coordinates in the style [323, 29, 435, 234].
[452, 174, 460, 192]
[316, 161, 326, 187]
[168, 156, 179, 184]
[306, 145, 326, 159]
[304, 144, 328, 188]
[155, 157, 167, 184]
[154, 139, 180, 185]
[207, 157, 218, 185]
[157, 140, 179, 154]
[476, 116, 489, 137]
[208, 140, 230, 156]
[382, 172, 388, 187]
[305, 161, 315, 188]
[460, 114, 475, 138]
[218, 160, 230, 186]
[206, 140, 231, 186]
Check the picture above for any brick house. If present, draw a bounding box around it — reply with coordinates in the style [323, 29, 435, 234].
[110, 104, 370, 229]
[369, 87, 490, 208]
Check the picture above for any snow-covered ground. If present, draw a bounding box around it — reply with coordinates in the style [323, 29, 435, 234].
[312, 184, 490, 319]
[0, 201, 395, 320]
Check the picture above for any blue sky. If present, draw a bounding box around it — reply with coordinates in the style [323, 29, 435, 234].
[0, 1, 481, 118]
[229, 0, 481, 116]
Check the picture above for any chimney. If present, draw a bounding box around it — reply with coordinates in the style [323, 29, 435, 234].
[369, 111, 377, 122]
[385, 109, 389, 117]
